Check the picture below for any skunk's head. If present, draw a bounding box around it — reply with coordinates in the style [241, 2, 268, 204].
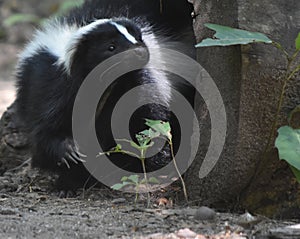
[63, 18, 148, 77]
[18, 17, 154, 81]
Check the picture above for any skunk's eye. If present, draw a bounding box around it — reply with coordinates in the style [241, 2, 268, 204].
[108, 44, 116, 51]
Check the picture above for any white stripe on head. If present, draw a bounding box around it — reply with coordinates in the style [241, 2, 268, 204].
[110, 22, 138, 44]
[73, 19, 110, 38]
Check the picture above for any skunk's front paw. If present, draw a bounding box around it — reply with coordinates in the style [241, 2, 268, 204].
[57, 138, 86, 168]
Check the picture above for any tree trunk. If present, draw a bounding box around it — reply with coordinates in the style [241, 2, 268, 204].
[186, 0, 300, 218]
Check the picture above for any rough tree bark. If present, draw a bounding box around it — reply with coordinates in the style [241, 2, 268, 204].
[186, 0, 300, 217]
[237, 0, 300, 218]
[186, 0, 243, 208]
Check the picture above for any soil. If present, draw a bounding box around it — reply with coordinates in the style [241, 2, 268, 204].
[0, 42, 299, 239]
[0, 163, 298, 239]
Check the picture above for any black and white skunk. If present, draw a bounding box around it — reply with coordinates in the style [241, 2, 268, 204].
[15, 0, 196, 194]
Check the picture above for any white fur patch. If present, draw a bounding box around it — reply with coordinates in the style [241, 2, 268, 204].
[141, 26, 171, 104]
[18, 19, 77, 68]
[110, 22, 138, 44]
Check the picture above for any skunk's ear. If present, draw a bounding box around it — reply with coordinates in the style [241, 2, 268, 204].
[58, 19, 111, 75]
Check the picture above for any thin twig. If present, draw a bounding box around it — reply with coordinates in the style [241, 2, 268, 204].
[97, 149, 140, 159]
[140, 149, 151, 207]
[169, 140, 188, 202]
[272, 41, 290, 61]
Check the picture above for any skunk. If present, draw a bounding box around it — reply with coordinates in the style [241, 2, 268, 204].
[15, 0, 196, 194]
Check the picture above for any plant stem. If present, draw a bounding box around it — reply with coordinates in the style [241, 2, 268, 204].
[272, 41, 290, 61]
[140, 149, 151, 207]
[263, 59, 300, 155]
[264, 67, 291, 151]
[135, 183, 139, 203]
[169, 140, 188, 202]
[290, 49, 300, 63]
[241, 43, 300, 203]
[140, 150, 148, 186]
[97, 150, 140, 159]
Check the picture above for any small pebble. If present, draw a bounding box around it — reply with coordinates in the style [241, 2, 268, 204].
[237, 212, 260, 228]
[0, 207, 19, 215]
[194, 206, 216, 221]
[81, 212, 90, 219]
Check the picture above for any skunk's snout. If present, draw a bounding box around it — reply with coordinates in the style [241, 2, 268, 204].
[121, 45, 149, 68]
[133, 46, 149, 62]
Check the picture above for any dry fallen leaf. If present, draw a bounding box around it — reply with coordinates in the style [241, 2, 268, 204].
[177, 228, 197, 238]
[156, 197, 173, 208]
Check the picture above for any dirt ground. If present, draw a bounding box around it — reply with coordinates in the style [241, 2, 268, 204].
[0, 42, 299, 239]
[0, 162, 298, 239]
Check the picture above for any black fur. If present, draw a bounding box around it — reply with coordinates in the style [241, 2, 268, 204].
[15, 0, 195, 192]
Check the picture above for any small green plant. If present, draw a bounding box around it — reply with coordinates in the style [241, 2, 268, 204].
[275, 126, 300, 182]
[274, 35, 300, 183]
[111, 174, 159, 202]
[98, 119, 188, 203]
[145, 119, 188, 201]
[197, 23, 300, 182]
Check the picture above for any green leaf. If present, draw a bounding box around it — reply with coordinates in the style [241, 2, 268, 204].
[140, 129, 160, 140]
[121, 176, 128, 182]
[128, 175, 139, 184]
[115, 144, 122, 151]
[296, 33, 300, 50]
[111, 183, 125, 190]
[130, 141, 142, 150]
[275, 126, 300, 170]
[291, 166, 300, 183]
[136, 129, 159, 148]
[140, 177, 159, 184]
[4, 14, 41, 27]
[148, 177, 160, 184]
[196, 23, 272, 47]
[140, 178, 147, 184]
[145, 119, 172, 140]
[135, 133, 150, 147]
[145, 119, 162, 128]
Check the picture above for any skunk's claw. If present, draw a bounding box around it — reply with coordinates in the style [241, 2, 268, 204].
[58, 139, 86, 168]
